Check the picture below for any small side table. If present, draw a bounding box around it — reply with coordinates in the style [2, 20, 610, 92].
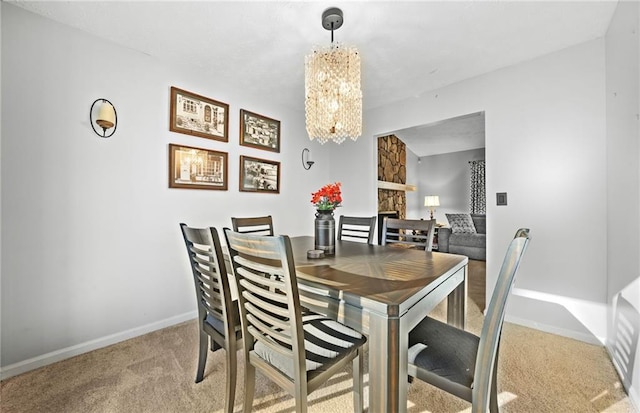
[410, 221, 447, 251]
[433, 224, 447, 252]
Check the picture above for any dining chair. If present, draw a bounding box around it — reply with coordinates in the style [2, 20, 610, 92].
[224, 229, 367, 413]
[407, 228, 531, 413]
[381, 217, 437, 251]
[337, 215, 376, 244]
[231, 215, 274, 236]
[179, 223, 242, 413]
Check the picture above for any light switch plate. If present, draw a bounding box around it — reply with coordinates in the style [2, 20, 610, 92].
[497, 192, 507, 206]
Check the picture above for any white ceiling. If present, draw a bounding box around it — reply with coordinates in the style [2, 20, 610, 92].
[393, 111, 486, 157]
[9, 0, 618, 155]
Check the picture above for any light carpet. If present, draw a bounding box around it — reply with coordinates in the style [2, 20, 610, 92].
[1, 261, 634, 412]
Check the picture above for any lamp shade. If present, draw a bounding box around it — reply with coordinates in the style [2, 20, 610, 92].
[424, 195, 440, 207]
[90, 98, 118, 138]
[96, 101, 116, 129]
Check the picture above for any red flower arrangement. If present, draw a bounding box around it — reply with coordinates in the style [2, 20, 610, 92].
[311, 182, 342, 211]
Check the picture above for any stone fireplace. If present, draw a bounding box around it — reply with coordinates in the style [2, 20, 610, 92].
[378, 134, 407, 219]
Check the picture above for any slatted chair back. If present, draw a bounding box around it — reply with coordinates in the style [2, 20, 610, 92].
[231, 215, 274, 236]
[337, 215, 376, 244]
[179, 223, 241, 413]
[382, 217, 437, 251]
[407, 228, 530, 413]
[224, 229, 367, 413]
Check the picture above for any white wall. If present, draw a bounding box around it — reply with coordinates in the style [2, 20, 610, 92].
[327, 137, 378, 218]
[605, 1, 640, 409]
[416, 148, 485, 223]
[335, 40, 609, 345]
[0, 4, 333, 376]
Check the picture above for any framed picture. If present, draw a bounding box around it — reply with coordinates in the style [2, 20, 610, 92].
[169, 143, 228, 190]
[239, 155, 280, 193]
[240, 109, 281, 152]
[170, 86, 229, 142]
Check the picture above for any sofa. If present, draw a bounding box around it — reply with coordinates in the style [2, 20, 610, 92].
[438, 213, 486, 261]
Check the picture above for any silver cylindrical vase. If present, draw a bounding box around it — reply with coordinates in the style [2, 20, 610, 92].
[314, 210, 335, 255]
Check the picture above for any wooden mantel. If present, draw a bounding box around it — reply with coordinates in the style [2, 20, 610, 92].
[377, 180, 416, 192]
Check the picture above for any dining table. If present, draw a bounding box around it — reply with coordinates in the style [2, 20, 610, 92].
[288, 236, 468, 413]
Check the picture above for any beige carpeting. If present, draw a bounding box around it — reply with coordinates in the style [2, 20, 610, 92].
[1, 261, 634, 412]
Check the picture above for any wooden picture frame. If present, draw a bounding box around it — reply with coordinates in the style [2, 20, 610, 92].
[169, 143, 228, 190]
[170, 86, 229, 142]
[239, 109, 281, 152]
[239, 155, 280, 193]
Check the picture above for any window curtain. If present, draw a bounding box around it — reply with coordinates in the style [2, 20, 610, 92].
[469, 160, 486, 214]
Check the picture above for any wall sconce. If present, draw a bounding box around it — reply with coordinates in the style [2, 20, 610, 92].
[302, 148, 314, 170]
[90, 98, 117, 138]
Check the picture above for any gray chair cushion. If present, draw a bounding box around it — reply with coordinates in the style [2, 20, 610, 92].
[408, 316, 479, 389]
[446, 214, 477, 234]
[205, 300, 241, 339]
[253, 314, 366, 381]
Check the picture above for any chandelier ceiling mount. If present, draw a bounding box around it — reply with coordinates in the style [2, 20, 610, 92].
[321, 7, 343, 39]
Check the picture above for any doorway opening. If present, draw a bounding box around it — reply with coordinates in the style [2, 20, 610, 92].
[376, 111, 487, 309]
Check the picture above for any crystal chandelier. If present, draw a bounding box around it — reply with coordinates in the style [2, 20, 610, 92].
[305, 7, 362, 144]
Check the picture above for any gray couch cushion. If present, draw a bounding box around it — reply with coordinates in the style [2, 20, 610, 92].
[439, 214, 486, 260]
[449, 233, 486, 249]
[471, 214, 486, 234]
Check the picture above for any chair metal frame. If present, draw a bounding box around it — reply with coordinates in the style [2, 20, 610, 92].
[337, 215, 376, 244]
[179, 223, 241, 413]
[224, 229, 366, 413]
[381, 217, 437, 251]
[407, 228, 530, 413]
[231, 215, 274, 236]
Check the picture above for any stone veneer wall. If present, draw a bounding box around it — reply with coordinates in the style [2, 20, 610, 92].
[377, 134, 406, 219]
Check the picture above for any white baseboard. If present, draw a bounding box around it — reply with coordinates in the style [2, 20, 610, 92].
[629, 387, 640, 413]
[0, 311, 197, 380]
[504, 314, 605, 345]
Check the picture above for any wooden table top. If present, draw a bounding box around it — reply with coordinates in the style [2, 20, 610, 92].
[289, 236, 468, 316]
